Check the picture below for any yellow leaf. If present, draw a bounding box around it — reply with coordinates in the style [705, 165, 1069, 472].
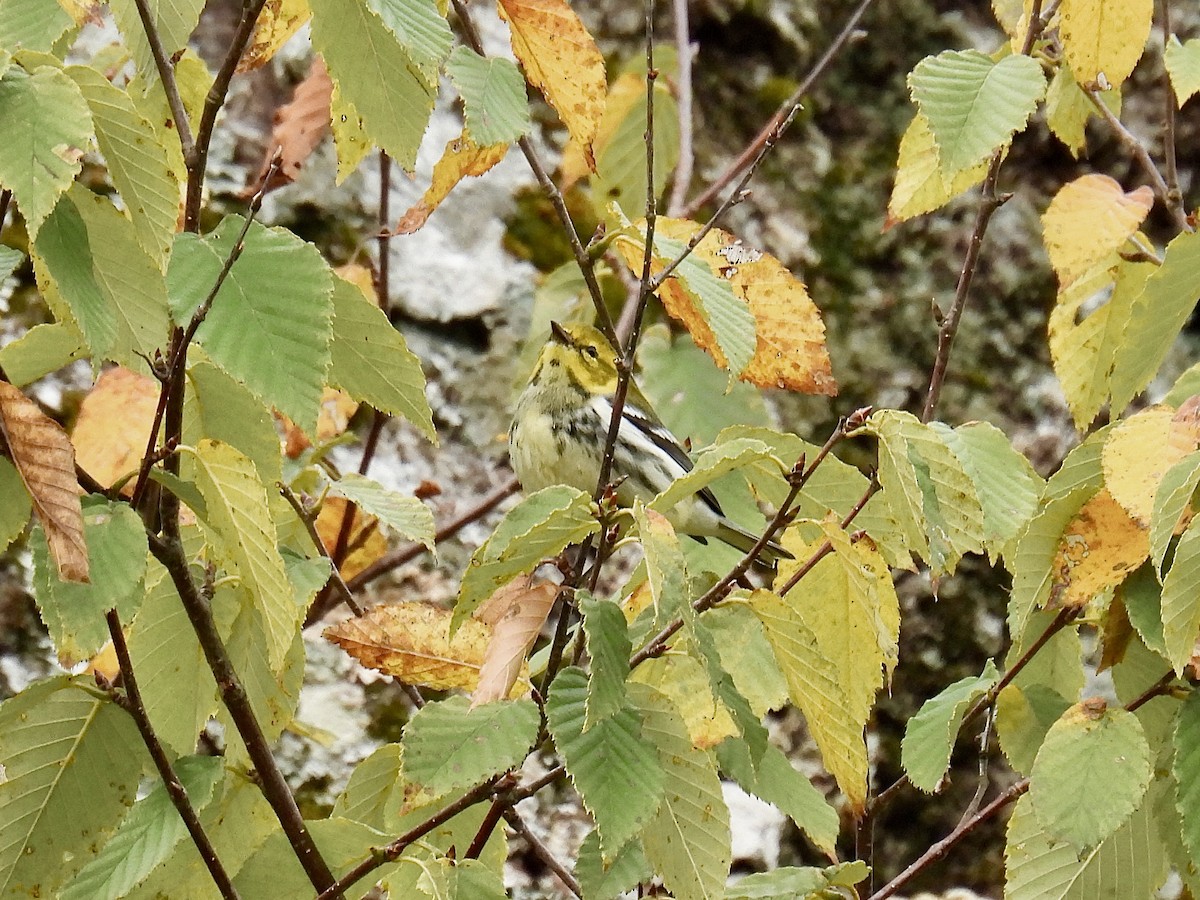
[238, 0, 311, 73]
[631, 652, 739, 749]
[887, 112, 988, 226]
[1050, 489, 1149, 607]
[325, 601, 530, 696]
[280, 387, 359, 456]
[1060, 0, 1153, 89]
[1103, 401, 1200, 525]
[1045, 63, 1112, 157]
[0, 381, 88, 582]
[1042, 174, 1154, 286]
[72, 366, 160, 496]
[330, 81, 373, 184]
[55, 0, 102, 25]
[395, 134, 508, 234]
[315, 496, 387, 581]
[498, 0, 606, 166]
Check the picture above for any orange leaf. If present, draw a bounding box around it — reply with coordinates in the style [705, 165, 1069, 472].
[498, 0, 605, 167]
[1050, 489, 1149, 608]
[247, 56, 332, 195]
[471, 573, 559, 706]
[72, 366, 159, 496]
[280, 387, 359, 457]
[315, 496, 387, 581]
[0, 381, 88, 582]
[395, 134, 508, 234]
[324, 601, 531, 696]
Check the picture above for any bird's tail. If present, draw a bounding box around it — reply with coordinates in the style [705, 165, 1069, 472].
[714, 518, 794, 564]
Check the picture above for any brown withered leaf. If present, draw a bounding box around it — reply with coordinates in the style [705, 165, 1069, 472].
[1050, 489, 1149, 608]
[0, 381, 88, 582]
[325, 601, 531, 697]
[247, 56, 332, 195]
[315, 496, 387, 581]
[471, 573, 559, 707]
[72, 366, 159, 496]
[396, 134, 508, 234]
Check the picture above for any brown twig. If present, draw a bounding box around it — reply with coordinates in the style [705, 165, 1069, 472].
[105, 610, 240, 899]
[277, 483, 363, 616]
[131, 0, 196, 157]
[665, 0, 694, 217]
[503, 808, 583, 897]
[149, 537, 341, 897]
[682, 0, 876, 216]
[448, 0, 617, 344]
[464, 793, 509, 860]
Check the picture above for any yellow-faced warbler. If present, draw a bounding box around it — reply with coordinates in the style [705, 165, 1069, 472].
[509, 321, 790, 561]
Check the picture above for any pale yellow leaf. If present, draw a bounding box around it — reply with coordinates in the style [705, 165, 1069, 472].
[887, 112, 988, 226]
[1060, 0, 1153, 89]
[631, 652, 739, 749]
[395, 133, 508, 234]
[1103, 402, 1200, 525]
[1050, 489, 1149, 607]
[0, 380, 88, 582]
[1042, 174, 1154, 286]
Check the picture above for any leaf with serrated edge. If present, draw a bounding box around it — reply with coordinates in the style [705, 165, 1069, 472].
[575, 829, 650, 900]
[903, 661, 1000, 792]
[446, 46, 530, 146]
[1161, 513, 1200, 674]
[238, 0, 311, 73]
[72, 366, 159, 495]
[190, 439, 295, 669]
[395, 132, 508, 234]
[629, 682, 731, 900]
[332, 743, 404, 831]
[1167, 36, 1200, 106]
[887, 111, 988, 225]
[108, 0, 205, 87]
[1048, 489, 1149, 609]
[471, 574, 557, 707]
[1151, 450, 1200, 574]
[455, 485, 597, 629]
[1042, 175, 1153, 286]
[326, 472, 434, 549]
[0, 321, 87, 387]
[0, 457, 30, 552]
[1059, 0, 1152, 88]
[0, 380, 87, 581]
[726, 862, 870, 900]
[580, 592, 631, 729]
[650, 436, 781, 514]
[545, 668, 665, 860]
[1174, 690, 1200, 862]
[329, 275, 435, 440]
[1104, 403, 1200, 526]
[403, 695, 539, 796]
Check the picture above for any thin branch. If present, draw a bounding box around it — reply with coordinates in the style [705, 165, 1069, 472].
[503, 808, 583, 898]
[105, 610, 240, 900]
[131, 0, 196, 158]
[665, 0, 694, 217]
[1086, 88, 1191, 232]
[149, 537, 342, 897]
[1162, 1, 1182, 213]
[464, 794, 509, 860]
[277, 483, 363, 616]
[448, 0, 618, 344]
[682, 0, 876, 216]
[184, 0, 270, 231]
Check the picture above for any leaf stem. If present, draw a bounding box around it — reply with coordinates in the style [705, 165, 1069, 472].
[105, 609, 240, 899]
[277, 483, 363, 616]
[503, 808, 583, 897]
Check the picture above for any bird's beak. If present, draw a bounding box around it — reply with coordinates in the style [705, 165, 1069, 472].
[550, 320, 571, 345]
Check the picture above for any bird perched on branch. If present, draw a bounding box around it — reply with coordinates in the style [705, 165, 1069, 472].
[509, 320, 790, 561]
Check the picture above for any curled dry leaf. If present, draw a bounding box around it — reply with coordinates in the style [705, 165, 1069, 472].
[471, 572, 560, 707]
[72, 366, 159, 496]
[324, 601, 531, 697]
[395, 134, 508, 234]
[247, 56, 332, 196]
[0, 381, 88, 582]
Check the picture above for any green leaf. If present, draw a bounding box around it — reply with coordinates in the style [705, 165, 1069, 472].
[1121, 564, 1167, 658]
[629, 682, 731, 900]
[66, 65, 180, 268]
[580, 592, 631, 729]
[108, 0, 204, 88]
[309, 0, 436, 170]
[1174, 690, 1200, 863]
[1166, 36, 1200, 106]
[716, 737, 839, 857]
[909, 49, 1045, 175]
[402, 695, 539, 797]
[60, 756, 223, 900]
[649, 436, 781, 516]
[455, 485, 598, 629]
[632, 499, 691, 629]
[1161, 513, 1200, 674]
[367, 0, 453, 76]
[996, 683, 1073, 777]
[932, 421, 1043, 563]
[1029, 704, 1152, 851]
[169, 218, 334, 436]
[902, 660, 1000, 792]
[447, 46, 530, 146]
[595, 79, 680, 220]
[34, 184, 170, 368]
[327, 472, 435, 549]
[0, 456, 31, 551]
[574, 830, 650, 900]
[1110, 228, 1200, 415]
[190, 439, 295, 669]
[866, 409, 986, 574]
[0, 64, 92, 236]
[329, 277, 435, 440]
[703, 604, 788, 716]
[0, 321, 86, 385]
[653, 231, 757, 377]
[545, 668, 665, 860]
[31, 497, 149, 666]
[0, 0, 72, 53]
[332, 743, 406, 831]
[0, 677, 145, 897]
[1150, 450, 1200, 574]
[126, 559, 218, 756]
[183, 355, 282, 486]
[0, 244, 21, 284]
[726, 862, 869, 899]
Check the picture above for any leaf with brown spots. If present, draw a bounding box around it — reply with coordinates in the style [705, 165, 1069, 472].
[237, 0, 312, 73]
[1050, 489, 1149, 608]
[247, 56, 332, 196]
[395, 133, 508, 234]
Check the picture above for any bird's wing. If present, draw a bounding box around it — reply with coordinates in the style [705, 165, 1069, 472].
[618, 398, 725, 517]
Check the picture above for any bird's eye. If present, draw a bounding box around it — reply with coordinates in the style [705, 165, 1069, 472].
[584, 345, 599, 359]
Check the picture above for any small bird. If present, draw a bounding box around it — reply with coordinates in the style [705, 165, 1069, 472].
[509, 320, 790, 561]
